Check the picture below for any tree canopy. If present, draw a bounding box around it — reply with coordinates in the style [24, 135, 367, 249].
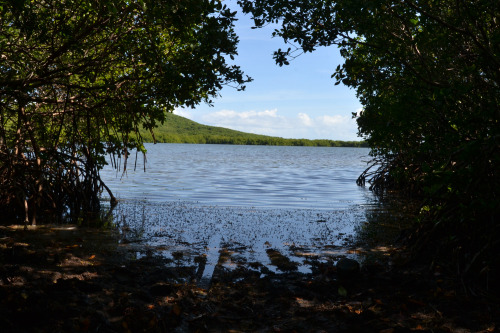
[0, 0, 250, 224]
[238, 0, 499, 287]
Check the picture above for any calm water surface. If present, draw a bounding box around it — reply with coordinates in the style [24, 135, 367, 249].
[102, 143, 373, 209]
[100, 144, 377, 277]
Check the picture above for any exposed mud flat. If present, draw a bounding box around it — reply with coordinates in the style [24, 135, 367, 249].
[110, 201, 371, 280]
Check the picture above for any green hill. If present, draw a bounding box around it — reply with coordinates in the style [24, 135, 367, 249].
[139, 112, 367, 147]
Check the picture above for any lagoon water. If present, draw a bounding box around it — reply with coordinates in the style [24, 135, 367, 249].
[100, 144, 377, 278]
[102, 143, 373, 209]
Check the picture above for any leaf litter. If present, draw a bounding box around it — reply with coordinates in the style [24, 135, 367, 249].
[0, 203, 499, 332]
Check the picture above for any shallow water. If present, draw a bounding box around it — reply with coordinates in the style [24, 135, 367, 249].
[100, 144, 377, 278]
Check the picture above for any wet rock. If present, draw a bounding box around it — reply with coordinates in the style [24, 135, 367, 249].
[336, 258, 360, 278]
[266, 249, 299, 272]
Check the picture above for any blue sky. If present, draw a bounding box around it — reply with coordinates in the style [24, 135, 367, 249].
[174, 0, 363, 141]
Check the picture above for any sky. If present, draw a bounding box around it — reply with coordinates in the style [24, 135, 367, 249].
[174, 0, 363, 141]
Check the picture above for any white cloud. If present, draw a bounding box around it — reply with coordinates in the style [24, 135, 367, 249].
[213, 109, 280, 120]
[198, 109, 360, 141]
[173, 108, 194, 120]
[319, 115, 345, 125]
[298, 113, 313, 127]
[202, 109, 283, 129]
[313, 114, 358, 140]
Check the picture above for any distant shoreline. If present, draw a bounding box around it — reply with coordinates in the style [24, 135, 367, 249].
[143, 139, 368, 147]
[139, 113, 368, 148]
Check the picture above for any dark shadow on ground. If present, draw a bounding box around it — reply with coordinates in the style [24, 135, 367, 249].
[0, 225, 498, 332]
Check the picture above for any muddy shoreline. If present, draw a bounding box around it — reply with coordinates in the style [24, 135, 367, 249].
[1, 224, 498, 332]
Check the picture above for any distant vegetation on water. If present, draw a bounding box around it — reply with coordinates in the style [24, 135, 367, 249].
[140, 113, 367, 147]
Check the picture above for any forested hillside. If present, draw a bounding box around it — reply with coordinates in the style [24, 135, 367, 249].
[140, 112, 367, 147]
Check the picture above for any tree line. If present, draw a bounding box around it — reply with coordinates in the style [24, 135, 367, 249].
[142, 132, 368, 147]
